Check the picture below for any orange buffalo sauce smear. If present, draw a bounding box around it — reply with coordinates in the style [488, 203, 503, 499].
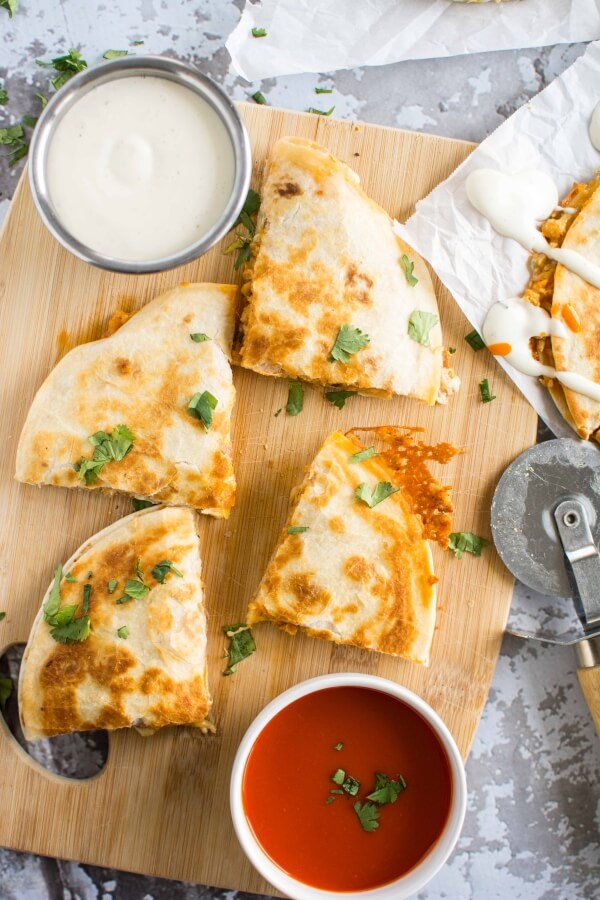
[242, 687, 453, 892]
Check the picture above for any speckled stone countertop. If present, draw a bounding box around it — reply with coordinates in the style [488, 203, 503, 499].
[0, 3, 598, 899]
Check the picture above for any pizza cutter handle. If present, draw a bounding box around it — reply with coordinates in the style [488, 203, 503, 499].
[576, 637, 600, 739]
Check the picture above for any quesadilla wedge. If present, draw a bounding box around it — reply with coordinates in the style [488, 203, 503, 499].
[19, 505, 211, 740]
[247, 428, 460, 665]
[238, 137, 458, 405]
[16, 283, 237, 515]
[524, 174, 600, 440]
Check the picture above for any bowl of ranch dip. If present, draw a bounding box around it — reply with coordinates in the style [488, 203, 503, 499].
[28, 55, 251, 273]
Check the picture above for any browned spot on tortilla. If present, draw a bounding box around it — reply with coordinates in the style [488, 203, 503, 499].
[275, 181, 302, 197]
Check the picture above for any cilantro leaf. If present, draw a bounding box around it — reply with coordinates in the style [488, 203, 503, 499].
[333, 741, 343, 751]
[43, 564, 63, 623]
[188, 391, 218, 431]
[408, 311, 439, 347]
[50, 615, 91, 644]
[0, 676, 12, 711]
[465, 330, 486, 351]
[227, 189, 261, 269]
[0, 0, 19, 18]
[325, 390, 357, 410]
[190, 332, 210, 343]
[117, 626, 129, 639]
[252, 91, 267, 105]
[82, 584, 92, 615]
[331, 768, 345, 785]
[152, 560, 183, 584]
[286, 382, 304, 416]
[0, 612, 5, 622]
[366, 772, 407, 805]
[36, 49, 88, 91]
[107, 579, 118, 594]
[355, 482, 399, 508]
[233, 189, 261, 227]
[132, 498, 155, 512]
[353, 801, 380, 833]
[287, 525, 309, 534]
[349, 447, 378, 464]
[0, 124, 28, 167]
[400, 254, 419, 287]
[122, 579, 149, 600]
[0, 88, 9, 105]
[448, 532, 490, 560]
[103, 49, 129, 59]
[75, 424, 135, 485]
[251, 27, 267, 37]
[329, 325, 370, 364]
[308, 106, 334, 116]
[342, 775, 360, 797]
[65, 572, 77, 583]
[223, 624, 256, 675]
[315, 86, 333, 94]
[479, 377, 496, 403]
[134, 558, 144, 581]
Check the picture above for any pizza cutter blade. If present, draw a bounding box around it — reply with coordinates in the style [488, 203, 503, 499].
[491, 439, 600, 737]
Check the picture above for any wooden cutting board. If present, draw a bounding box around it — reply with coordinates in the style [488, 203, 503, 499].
[0, 103, 537, 893]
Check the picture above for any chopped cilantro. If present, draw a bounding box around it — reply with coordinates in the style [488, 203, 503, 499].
[190, 332, 210, 343]
[465, 330, 486, 351]
[355, 482, 399, 508]
[353, 801, 380, 833]
[252, 91, 267, 105]
[103, 49, 129, 59]
[134, 558, 144, 581]
[449, 346, 457, 354]
[0, 88, 8, 105]
[0, 612, 5, 622]
[188, 391, 218, 431]
[233, 188, 261, 227]
[74, 424, 135, 485]
[448, 532, 490, 559]
[332, 768, 345, 785]
[325, 390, 356, 409]
[400, 254, 419, 287]
[349, 447, 378, 464]
[342, 775, 360, 797]
[50, 614, 91, 644]
[117, 626, 129, 639]
[366, 772, 407, 805]
[315, 86, 333, 94]
[287, 525, 309, 534]
[333, 741, 343, 751]
[0, 676, 12, 711]
[479, 377, 496, 403]
[226, 189, 261, 270]
[0, 124, 28, 166]
[251, 27, 267, 37]
[286, 382, 304, 416]
[408, 311, 438, 347]
[82, 584, 92, 615]
[132, 498, 155, 511]
[152, 560, 183, 583]
[35, 92, 48, 109]
[223, 623, 256, 675]
[116, 579, 149, 604]
[107, 579, 118, 594]
[274, 407, 283, 417]
[329, 325, 370, 364]
[0, 0, 19, 18]
[43, 564, 63, 622]
[36, 48, 88, 91]
[308, 106, 334, 116]
[65, 572, 77, 583]
[22, 114, 38, 128]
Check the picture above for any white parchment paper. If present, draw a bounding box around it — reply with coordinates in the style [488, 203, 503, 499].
[396, 40, 600, 439]
[227, 0, 600, 81]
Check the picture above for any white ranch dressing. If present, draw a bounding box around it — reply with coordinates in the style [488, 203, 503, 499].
[482, 298, 600, 404]
[590, 101, 600, 152]
[466, 168, 600, 289]
[46, 76, 235, 261]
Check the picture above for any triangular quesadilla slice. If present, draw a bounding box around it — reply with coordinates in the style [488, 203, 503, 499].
[16, 283, 237, 516]
[247, 428, 459, 665]
[524, 174, 600, 440]
[19, 505, 211, 740]
[238, 137, 458, 405]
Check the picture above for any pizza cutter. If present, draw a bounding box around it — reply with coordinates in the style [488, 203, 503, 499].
[491, 439, 600, 737]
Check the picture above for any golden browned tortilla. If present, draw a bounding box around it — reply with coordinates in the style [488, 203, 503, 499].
[15, 283, 237, 516]
[19, 506, 211, 740]
[247, 428, 459, 665]
[239, 136, 458, 405]
[525, 174, 600, 440]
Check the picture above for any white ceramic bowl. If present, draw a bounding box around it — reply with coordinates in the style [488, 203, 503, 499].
[230, 672, 467, 900]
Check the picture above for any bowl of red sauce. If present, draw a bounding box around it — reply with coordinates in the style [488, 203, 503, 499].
[230, 673, 467, 899]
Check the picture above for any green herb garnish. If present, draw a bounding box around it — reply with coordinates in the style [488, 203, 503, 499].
[0, 124, 28, 166]
[190, 332, 210, 343]
[103, 49, 129, 59]
[188, 391, 218, 431]
[332, 768, 345, 785]
[366, 772, 407, 805]
[325, 390, 357, 409]
[353, 801, 380, 833]
[0, 676, 12, 711]
[448, 532, 490, 559]
[333, 741, 343, 751]
[226, 189, 261, 270]
[449, 347, 457, 354]
[107, 579, 118, 594]
[408, 311, 438, 347]
[329, 325, 370, 364]
[152, 560, 183, 584]
[479, 377, 496, 403]
[0, 612, 5, 622]
[82, 584, 92, 615]
[274, 408, 282, 418]
[116, 579, 150, 604]
[465, 330, 486, 351]
[65, 572, 77, 583]
[132, 498, 155, 512]
[308, 106, 334, 116]
[36, 92, 48, 109]
[400, 254, 419, 287]
[342, 775, 360, 797]
[287, 525, 309, 534]
[36, 48, 88, 90]
[0, 0, 19, 19]
[349, 447, 378, 464]
[223, 624, 256, 676]
[43, 564, 63, 623]
[286, 382, 304, 416]
[315, 86, 333, 94]
[117, 626, 129, 639]
[134, 559, 144, 581]
[251, 27, 267, 37]
[252, 91, 267, 105]
[0, 88, 8, 105]
[355, 481, 399, 508]
[74, 424, 135, 485]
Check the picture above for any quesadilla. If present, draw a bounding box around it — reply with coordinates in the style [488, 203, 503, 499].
[524, 174, 600, 440]
[238, 137, 458, 405]
[247, 428, 459, 665]
[16, 283, 237, 516]
[19, 505, 211, 740]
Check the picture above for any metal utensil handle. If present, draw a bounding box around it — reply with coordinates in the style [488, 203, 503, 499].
[554, 499, 600, 629]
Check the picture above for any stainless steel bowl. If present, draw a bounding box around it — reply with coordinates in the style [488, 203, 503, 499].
[29, 55, 251, 274]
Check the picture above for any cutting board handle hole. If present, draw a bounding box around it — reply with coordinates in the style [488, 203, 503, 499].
[0, 643, 109, 781]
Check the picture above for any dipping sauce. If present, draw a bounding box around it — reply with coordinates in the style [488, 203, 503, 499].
[45, 75, 235, 261]
[242, 686, 453, 893]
